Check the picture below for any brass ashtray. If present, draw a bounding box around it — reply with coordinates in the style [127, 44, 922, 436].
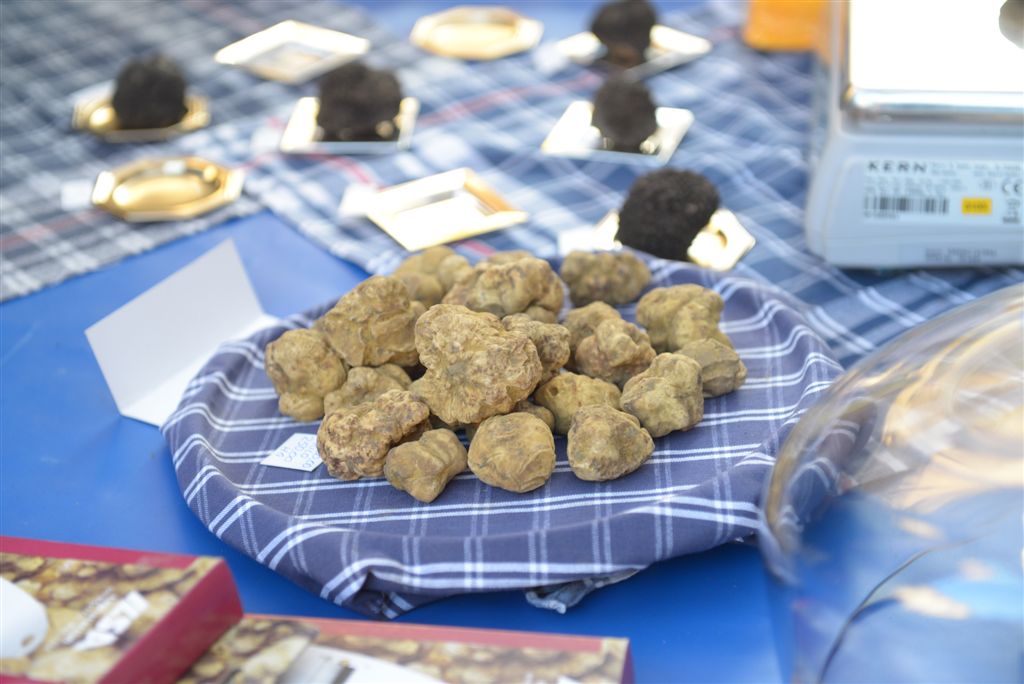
[569, 209, 755, 270]
[215, 20, 370, 84]
[541, 100, 694, 166]
[279, 97, 420, 154]
[556, 25, 712, 78]
[411, 6, 543, 60]
[365, 168, 528, 251]
[91, 157, 245, 222]
[72, 93, 209, 143]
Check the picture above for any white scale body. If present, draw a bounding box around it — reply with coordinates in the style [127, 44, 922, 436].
[804, 0, 1024, 268]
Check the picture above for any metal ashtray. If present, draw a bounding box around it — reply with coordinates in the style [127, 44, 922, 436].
[91, 157, 244, 222]
[72, 93, 209, 143]
[541, 100, 694, 166]
[215, 20, 370, 84]
[556, 25, 712, 79]
[279, 97, 420, 154]
[365, 168, 528, 251]
[565, 209, 755, 270]
[411, 6, 543, 60]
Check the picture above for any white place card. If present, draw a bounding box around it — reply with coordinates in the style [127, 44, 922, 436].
[85, 240, 280, 426]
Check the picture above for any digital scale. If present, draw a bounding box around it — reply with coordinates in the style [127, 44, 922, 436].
[805, 0, 1024, 268]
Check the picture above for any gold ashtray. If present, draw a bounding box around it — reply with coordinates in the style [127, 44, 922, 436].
[365, 168, 528, 251]
[72, 93, 209, 143]
[411, 6, 543, 60]
[279, 97, 420, 154]
[215, 20, 370, 84]
[541, 100, 694, 166]
[556, 25, 712, 78]
[573, 209, 755, 270]
[91, 157, 245, 222]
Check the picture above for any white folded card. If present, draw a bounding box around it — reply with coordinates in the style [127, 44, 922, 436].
[86, 240, 279, 426]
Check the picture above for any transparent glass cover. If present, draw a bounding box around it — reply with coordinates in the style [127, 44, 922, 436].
[761, 284, 1023, 683]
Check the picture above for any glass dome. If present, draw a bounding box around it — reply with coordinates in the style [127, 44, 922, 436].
[761, 284, 1023, 683]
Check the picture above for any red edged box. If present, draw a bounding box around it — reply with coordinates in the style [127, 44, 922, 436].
[0, 536, 242, 684]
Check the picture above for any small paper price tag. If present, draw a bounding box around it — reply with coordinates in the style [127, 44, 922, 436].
[61, 179, 96, 211]
[261, 433, 322, 472]
[338, 183, 378, 219]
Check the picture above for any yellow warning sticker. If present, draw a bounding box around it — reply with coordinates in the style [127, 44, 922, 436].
[962, 198, 992, 215]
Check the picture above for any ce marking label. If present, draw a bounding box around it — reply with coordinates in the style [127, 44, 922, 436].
[1003, 178, 1023, 196]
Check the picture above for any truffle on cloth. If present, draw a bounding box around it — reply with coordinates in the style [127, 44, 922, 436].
[590, 0, 657, 68]
[442, 256, 565, 323]
[563, 301, 623, 370]
[635, 283, 725, 353]
[574, 317, 656, 387]
[620, 353, 704, 437]
[617, 169, 720, 260]
[677, 338, 747, 397]
[469, 413, 556, 493]
[317, 389, 430, 480]
[592, 76, 658, 152]
[534, 372, 622, 435]
[111, 54, 188, 129]
[264, 328, 347, 422]
[392, 246, 473, 308]
[384, 428, 467, 503]
[560, 250, 651, 307]
[317, 61, 403, 141]
[315, 276, 423, 368]
[413, 304, 543, 426]
[502, 314, 571, 383]
[323, 364, 411, 415]
[567, 404, 654, 481]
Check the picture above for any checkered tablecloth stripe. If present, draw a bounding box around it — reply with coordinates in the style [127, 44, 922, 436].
[163, 255, 843, 617]
[0, 0, 409, 301]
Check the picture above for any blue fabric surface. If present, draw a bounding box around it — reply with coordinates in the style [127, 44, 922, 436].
[162, 256, 843, 617]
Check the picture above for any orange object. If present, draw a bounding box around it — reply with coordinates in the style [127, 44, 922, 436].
[743, 0, 827, 51]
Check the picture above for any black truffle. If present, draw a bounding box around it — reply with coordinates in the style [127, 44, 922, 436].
[592, 76, 658, 151]
[317, 62, 402, 142]
[590, 0, 657, 68]
[616, 169, 720, 260]
[111, 55, 188, 130]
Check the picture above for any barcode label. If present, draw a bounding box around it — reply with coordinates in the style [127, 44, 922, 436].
[865, 196, 950, 215]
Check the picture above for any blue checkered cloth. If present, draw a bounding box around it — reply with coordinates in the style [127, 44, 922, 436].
[163, 255, 843, 617]
[0, 0, 410, 301]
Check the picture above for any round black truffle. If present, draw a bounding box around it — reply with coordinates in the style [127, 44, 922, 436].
[616, 169, 720, 260]
[590, 0, 657, 68]
[111, 54, 188, 130]
[592, 75, 658, 151]
[317, 62, 402, 142]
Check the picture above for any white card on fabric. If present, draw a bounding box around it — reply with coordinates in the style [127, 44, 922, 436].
[60, 179, 96, 211]
[85, 240, 280, 426]
[261, 433, 322, 472]
[337, 183, 378, 218]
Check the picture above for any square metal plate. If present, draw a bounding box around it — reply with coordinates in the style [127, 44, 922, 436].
[541, 100, 694, 166]
[365, 168, 528, 251]
[215, 20, 370, 84]
[279, 97, 419, 154]
[556, 25, 711, 79]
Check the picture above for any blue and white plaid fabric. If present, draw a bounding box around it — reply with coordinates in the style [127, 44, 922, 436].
[163, 256, 843, 617]
[0, 0, 409, 301]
